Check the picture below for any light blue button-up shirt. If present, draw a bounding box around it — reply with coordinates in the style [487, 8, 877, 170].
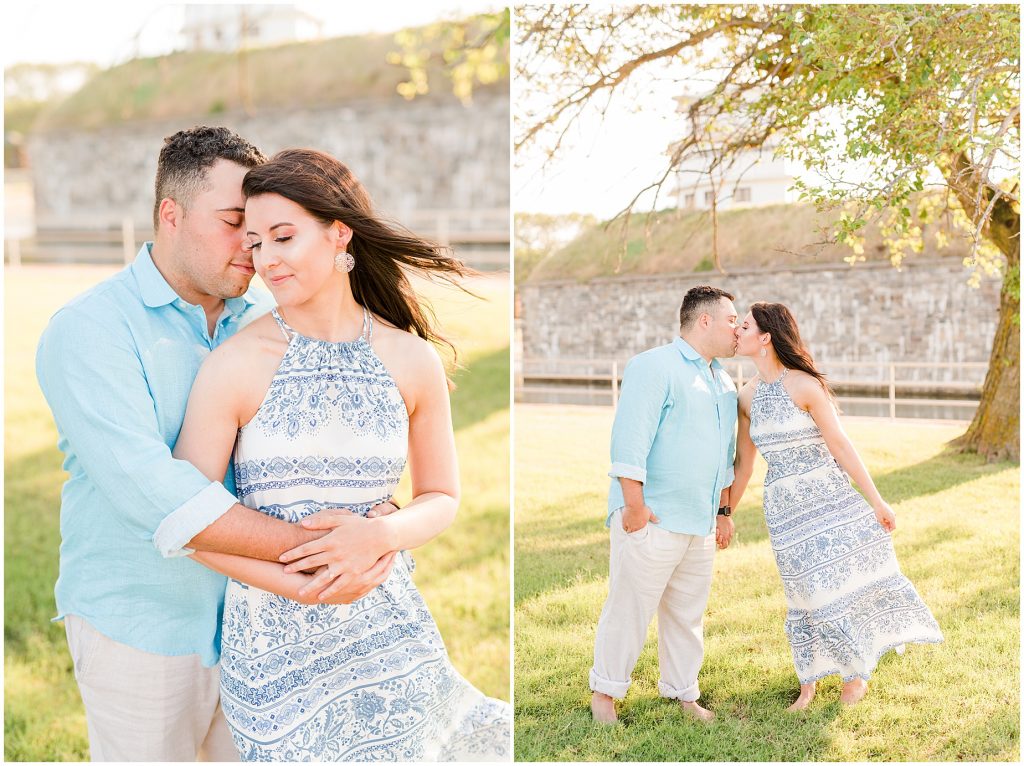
[36, 243, 271, 666]
[607, 337, 738, 536]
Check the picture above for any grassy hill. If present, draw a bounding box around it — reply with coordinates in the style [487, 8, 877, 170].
[521, 201, 976, 283]
[33, 19, 508, 132]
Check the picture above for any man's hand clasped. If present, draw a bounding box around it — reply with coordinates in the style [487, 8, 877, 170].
[283, 500, 401, 605]
[715, 514, 735, 549]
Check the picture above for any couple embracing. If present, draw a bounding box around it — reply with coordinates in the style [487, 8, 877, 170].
[589, 286, 943, 723]
[37, 125, 510, 761]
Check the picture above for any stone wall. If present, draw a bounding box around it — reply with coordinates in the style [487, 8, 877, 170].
[27, 91, 508, 234]
[520, 257, 1001, 380]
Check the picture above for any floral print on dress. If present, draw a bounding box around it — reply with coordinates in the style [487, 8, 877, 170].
[242, 309, 408, 442]
[220, 307, 510, 761]
[749, 370, 943, 684]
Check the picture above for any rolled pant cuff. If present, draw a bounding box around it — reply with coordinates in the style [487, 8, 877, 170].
[658, 679, 700, 702]
[589, 668, 630, 700]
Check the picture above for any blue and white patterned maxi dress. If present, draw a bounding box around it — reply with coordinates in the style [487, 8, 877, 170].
[748, 369, 943, 685]
[219, 308, 511, 761]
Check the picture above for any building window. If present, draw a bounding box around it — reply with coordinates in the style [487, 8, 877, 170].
[704, 190, 715, 205]
[684, 194, 695, 209]
[735, 187, 752, 202]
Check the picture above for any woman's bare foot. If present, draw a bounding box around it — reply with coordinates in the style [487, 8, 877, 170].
[786, 683, 816, 711]
[590, 691, 618, 723]
[679, 700, 715, 722]
[840, 678, 868, 705]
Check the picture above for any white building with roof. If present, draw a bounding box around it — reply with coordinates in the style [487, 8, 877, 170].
[670, 93, 801, 211]
[182, 4, 323, 52]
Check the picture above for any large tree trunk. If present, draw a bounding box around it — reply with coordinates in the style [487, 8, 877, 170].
[943, 152, 1020, 461]
[951, 263, 1020, 461]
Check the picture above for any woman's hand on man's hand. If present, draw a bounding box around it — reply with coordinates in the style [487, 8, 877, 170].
[294, 552, 398, 605]
[281, 502, 401, 602]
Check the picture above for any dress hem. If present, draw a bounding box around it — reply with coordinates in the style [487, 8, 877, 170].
[794, 634, 944, 685]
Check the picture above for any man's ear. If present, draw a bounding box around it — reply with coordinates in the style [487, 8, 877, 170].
[157, 197, 179, 231]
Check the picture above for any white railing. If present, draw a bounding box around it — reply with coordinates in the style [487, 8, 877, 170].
[404, 207, 509, 269]
[404, 207, 508, 242]
[5, 218, 142, 266]
[515, 357, 987, 419]
[5, 208, 510, 269]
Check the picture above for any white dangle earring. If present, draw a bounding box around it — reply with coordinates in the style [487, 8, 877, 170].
[760, 346, 767, 358]
[334, 250, 355, 273]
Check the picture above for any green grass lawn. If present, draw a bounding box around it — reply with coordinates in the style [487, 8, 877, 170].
[514, 404, 1019, 762]
[4, 265, 510, 761]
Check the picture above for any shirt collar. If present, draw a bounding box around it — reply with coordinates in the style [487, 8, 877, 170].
[133, 243, 178, 308]
[132, 242, 256, 317]
[224, 291, 257, 318]
[673, 336, 724, 371]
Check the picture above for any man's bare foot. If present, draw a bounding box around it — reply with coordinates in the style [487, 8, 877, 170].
[840, 678, 868, 705]
[679, 699, 715, 722]
[786, 683, 816, 712]
[590, 691, 618, 724]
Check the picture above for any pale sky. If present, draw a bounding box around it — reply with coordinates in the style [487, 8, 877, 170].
[3, 1, 502, 68]
[515, 43, 712, 219]
[511, 12, 970, 219]
[513, 69, 947, 219]
[515, 98, 686, 220]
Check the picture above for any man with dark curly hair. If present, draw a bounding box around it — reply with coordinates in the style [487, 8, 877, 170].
[36, 126, 397, 761]
[589, 285, 739, 725]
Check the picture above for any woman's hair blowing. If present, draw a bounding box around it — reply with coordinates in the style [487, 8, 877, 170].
[750, 302, 836, 402]
[242, 148, 473, 361]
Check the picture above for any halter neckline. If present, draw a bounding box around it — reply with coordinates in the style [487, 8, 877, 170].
[271, 306, 373, 345]
[759, 367, 789, 386]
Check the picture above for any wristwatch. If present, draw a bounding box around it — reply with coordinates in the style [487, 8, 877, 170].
[717, 505, 732, 517]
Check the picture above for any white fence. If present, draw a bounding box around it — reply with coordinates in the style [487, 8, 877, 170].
[4, 208, 509, 270]
[405, 207, 508, 270]
[5, 219, 140, 267]
[515, 357, 987, 420]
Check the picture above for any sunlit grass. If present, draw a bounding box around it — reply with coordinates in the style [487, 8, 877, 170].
[4, 265, 510, 761]
[514, 404, 1019, 761]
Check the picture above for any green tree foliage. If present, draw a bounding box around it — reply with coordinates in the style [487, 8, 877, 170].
[516, 4, 1019, 460]
[390, 10, 510, 104]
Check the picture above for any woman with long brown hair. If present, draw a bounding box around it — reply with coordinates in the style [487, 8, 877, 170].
[172, 148, 510, 760]
[730, 302, 942, 710]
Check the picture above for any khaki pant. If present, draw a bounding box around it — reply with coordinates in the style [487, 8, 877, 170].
[589, 509, 716, 701]
[64, 614, 239, 762]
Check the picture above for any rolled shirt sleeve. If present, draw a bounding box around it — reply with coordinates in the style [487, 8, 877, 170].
[36, 307, 235, 557]
[608, 461, 647, 483]
[153, 482, 238, 557]
[608, 354, 669, 484]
